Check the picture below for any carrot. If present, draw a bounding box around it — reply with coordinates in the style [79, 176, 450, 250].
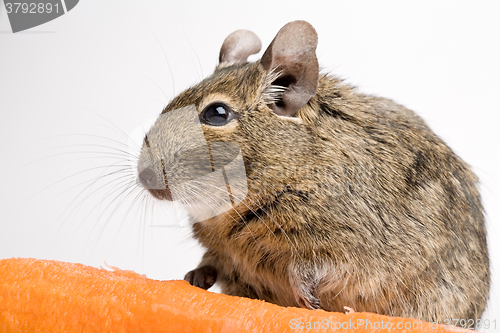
[0, 258, 471, 333]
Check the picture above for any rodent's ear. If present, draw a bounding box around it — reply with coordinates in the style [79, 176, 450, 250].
[260, 21, 319, 117]
[219, 30, 262, 64]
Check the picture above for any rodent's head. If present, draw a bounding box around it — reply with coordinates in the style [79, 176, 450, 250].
[137, 21, 320, 222]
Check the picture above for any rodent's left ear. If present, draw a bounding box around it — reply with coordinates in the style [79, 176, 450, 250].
[219, 30, 262, 64]
[260, 21, 319, 117]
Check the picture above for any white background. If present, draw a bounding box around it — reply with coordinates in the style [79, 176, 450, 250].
[1, 0, 499, 330]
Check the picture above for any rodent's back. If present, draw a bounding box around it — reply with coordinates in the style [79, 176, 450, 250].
[307, 75, 489, 319]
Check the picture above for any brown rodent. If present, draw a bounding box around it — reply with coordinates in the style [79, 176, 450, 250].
[136, 21, 490, 323]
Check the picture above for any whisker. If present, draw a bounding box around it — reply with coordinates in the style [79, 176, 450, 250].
[128, 65, 169, 103]
[43, 143, 138, 159]
[20, 148, 137, 170]
[139, 8, 175, 97]
[180, 17, 204, 80]
[85, 179, 142, 260]
[71, 176, 137, 237]
[41, 133, 140, 152]
[55, 166, 135, 213]
[69, 103, 140, 144]
[105, 186, 149, 262]
[27, 160, 134, 203]
[183, 180, 303, 262]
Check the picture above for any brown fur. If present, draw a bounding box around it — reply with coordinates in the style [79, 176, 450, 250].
[138, 21, 489, 323]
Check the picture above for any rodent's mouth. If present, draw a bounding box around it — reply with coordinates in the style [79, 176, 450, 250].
[148, 188, 173, 201]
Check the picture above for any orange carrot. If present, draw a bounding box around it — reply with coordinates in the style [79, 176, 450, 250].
[0, 258, 471, 333]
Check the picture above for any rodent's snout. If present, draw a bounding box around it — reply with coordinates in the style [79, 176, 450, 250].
[138, 166, 172, 201]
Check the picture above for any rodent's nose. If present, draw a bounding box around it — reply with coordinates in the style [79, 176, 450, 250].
[138, 167, 158, 189]
[138, 166, 173, 200]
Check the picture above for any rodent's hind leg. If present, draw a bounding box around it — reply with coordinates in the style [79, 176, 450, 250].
[184, 265, 217, 290]
[289, 263, 322, 310]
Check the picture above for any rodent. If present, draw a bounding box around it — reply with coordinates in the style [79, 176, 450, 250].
[136, 20, 490, 322]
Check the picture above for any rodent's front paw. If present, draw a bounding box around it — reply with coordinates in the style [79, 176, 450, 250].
[184, 265, 217, 290]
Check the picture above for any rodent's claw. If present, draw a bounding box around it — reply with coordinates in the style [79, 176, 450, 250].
[184, 265, 217, 290]
[344, 306, 355, 314]
[310, 297, 321, 310]
[297, 294, 321, 310]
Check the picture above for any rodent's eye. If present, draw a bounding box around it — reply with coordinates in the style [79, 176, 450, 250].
[200, 103, 234, 126]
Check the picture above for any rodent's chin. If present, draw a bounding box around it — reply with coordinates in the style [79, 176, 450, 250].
[182, 201, 233, 223]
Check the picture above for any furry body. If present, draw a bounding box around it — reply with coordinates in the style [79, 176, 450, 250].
[139, 22, 490, 322]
